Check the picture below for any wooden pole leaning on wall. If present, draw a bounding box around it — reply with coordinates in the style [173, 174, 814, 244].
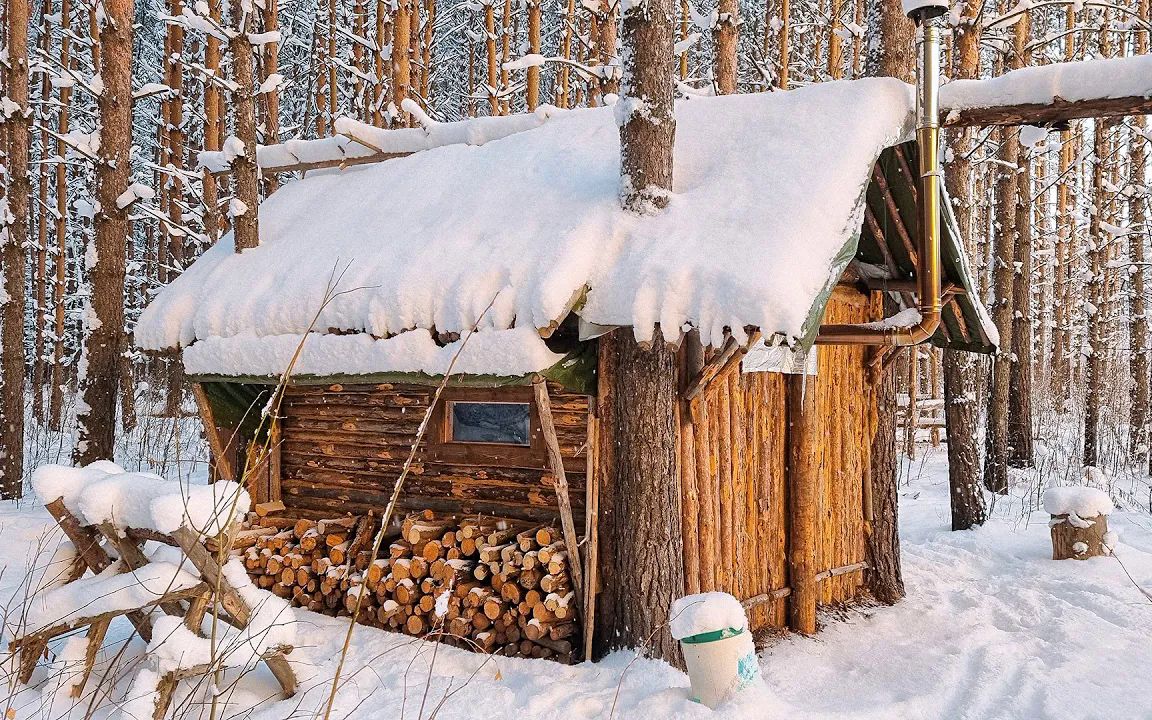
[785, 371, 819, 635]
[532, 376, 585, 607]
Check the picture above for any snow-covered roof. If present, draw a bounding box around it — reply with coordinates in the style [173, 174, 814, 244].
[941, 54, 1152, 117]
[138, 78, 920, 357]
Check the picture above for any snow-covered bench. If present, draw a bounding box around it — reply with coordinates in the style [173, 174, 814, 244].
[8, 462, 298, 719]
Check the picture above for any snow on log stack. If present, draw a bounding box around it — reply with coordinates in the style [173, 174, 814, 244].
[242, 509, 579, 662]
[1044, 484, 1115, 560]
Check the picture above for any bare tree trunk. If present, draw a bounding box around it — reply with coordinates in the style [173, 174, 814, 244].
[395, 0, 414, 122]
[618, 0, 676, 212]
[984, 124, 1017, 494]
[1050, 129, 1072, 404]
[260, 0, 280, 194]
[75, 0, 134, 465]
[49, 0, 72, 431]
[941, 0, 985, 529]
[595, 0, 683, 665]
[713, 0, 739, 93]
[594, 330, 683, 664]
[0, 0, 31, 498]
[202, 0, 223, 243]
[1083, 119, 1109, 469]
[777, 0, 790, 89]
[526, 0, 541, 110]
[1006, 13, 1033, 468]
[231, 7, 261, 253]
[860, 0, 911, 604]
[1130, 4, 1150, 462]
[826, 0, 843, 79]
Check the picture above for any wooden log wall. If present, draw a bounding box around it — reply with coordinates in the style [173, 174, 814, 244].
[680, 286, 879, 632]
[276, 383, 589, 522]
[809, 288, 878, 605]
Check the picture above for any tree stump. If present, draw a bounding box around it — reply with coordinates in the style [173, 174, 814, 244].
[1044, 485, 1114, 560]
[1049, 513, 1110, 560]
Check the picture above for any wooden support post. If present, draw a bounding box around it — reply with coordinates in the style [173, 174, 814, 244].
[192, 383, 236, 482]
[170, 526, 297, 696]
[785, 373, 818, 635]
[532, 377, 584, 605]
[583, 411, 600, 662]
[71, 619, 110, 698]
[44, 498, 154, 641]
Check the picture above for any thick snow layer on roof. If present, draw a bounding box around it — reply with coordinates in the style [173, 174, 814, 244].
[940, 55, 1152, 115]
[183, 327, 566, 377]
[139, 79, 914, 352]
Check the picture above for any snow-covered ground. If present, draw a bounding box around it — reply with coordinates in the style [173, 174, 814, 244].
[3, 448, 1151, 719]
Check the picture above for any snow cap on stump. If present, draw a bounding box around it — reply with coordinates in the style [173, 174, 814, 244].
[1044, 482, 1116, 561]
[1043, 485, 1113, 519]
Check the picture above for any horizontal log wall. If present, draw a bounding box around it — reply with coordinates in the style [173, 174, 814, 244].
[278, 382, 589, 522]
[682, 286, 878, 631]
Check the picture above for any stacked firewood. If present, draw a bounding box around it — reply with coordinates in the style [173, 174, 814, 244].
[241, 510, 579, 663]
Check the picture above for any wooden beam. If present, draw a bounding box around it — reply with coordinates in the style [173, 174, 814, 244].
[191, 383, 236, 482]
[210, 150, 412, 177]
[871, 166, 919, 266]
[583, 411, 600, 663]
[43, 498, 154, 641]
[682, 331, 761, 403]
[943, 95, 1152, 129]
[532, 377, 585, 606]
[785, 374, 818, 635]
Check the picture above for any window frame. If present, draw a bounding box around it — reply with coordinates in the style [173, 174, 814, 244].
[445, 399, 534, 447]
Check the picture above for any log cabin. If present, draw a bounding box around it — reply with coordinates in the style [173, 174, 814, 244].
[136, 76, 999, 653]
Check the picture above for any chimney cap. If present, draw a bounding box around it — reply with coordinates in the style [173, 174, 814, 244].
[901, 0, 948, 19]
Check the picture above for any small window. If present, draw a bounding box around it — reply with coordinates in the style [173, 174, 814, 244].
[448, 401, 532, 445]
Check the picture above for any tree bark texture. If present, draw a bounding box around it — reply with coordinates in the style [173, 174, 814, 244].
[1006, 13, 1034, 469]
[594, 330, 684, 666]
[984, 126, 1018, 494]
[941, 4, 986, 528]
[859, 0, 911, 603]
[1, 0, 31, 498]
[713, 0, 739, 94]
[1083, 119, 1108, 469]
[618, 0, 677, 212]
[75, 0, 134, 466]
[231, 9, 261, 252]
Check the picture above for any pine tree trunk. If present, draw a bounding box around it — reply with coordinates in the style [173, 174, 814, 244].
[0, 0, 31, 498]
[940, 1, 985, 528]
[231, 9, 261, 253]
[49, 0, 72, 432]
[526, 0, 541, 110]
[75, 0, 134, 465]
[595, 0, 684, 664]
[1006, 15, 1033, 468]
[713, 0, 739, 93]
[1129, 9, 1149, 461]
[1083, 119, 1108, 469]
[859, 0, 911, 605]
[594, 330, 683, 664]
[618, 0, 676, 213]
[984, 124, 1017, 494]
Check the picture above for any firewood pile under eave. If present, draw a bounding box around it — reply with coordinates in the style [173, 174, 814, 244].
[242, 509, 580, 663]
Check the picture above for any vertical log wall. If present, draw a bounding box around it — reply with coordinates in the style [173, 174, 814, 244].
[681, 286, 880, 632]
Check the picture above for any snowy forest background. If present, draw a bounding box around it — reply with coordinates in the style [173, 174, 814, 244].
[1, 0, 1151, 512]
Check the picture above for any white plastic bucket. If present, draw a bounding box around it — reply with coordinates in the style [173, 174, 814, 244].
[680, 627, 760, 708]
